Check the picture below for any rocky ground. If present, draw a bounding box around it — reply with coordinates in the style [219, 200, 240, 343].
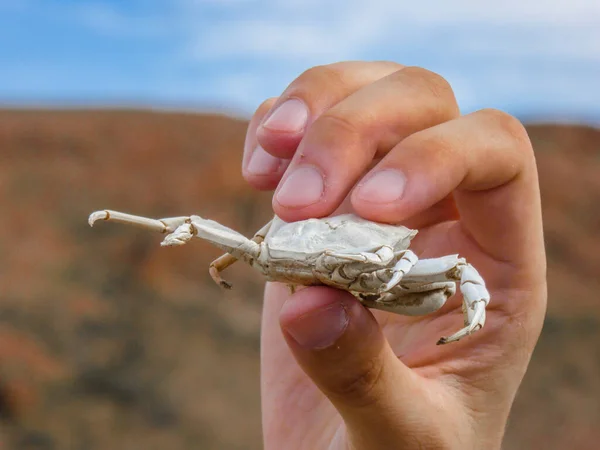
[0, 109, 598, 449]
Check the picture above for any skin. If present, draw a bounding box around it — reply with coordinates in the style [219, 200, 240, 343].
[241, 62, 547, 449]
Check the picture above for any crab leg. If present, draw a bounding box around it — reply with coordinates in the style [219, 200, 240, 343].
[358, 281, 456, 318]
[401, 256, 490, 344]
[209, 219, 273, 289]
[89, 209, 261, 260]
[435, 263, 489, 345]
[377, 250, 419, 293]
[89, 210, 189, 233]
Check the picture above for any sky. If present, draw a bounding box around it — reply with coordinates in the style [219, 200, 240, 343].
[0, 0, 599, 123]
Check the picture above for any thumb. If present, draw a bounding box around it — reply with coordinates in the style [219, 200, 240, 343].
[279, 286, 444, 448]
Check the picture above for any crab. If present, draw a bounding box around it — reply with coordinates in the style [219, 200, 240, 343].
[88, 210, 490, 345]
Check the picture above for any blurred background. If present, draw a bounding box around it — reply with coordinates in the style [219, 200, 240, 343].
[0, 1, 599, 449]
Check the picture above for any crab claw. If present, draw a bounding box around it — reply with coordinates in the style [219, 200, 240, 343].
[88, 210, 109, 227]
[87, 209, 175, 232]
[161, 224, 194, 246]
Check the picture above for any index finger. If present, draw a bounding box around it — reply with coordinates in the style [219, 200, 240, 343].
[352, 109, 545, 269]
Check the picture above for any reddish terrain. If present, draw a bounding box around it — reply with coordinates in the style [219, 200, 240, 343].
[0, 110, 598, 449]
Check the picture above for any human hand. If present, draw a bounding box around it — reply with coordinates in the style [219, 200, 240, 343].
[242, 62, 547, 449]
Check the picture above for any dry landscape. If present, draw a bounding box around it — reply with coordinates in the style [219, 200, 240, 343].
[0, 109, 598, 449]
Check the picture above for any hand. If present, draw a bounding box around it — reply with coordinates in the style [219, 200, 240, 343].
[242, 62, 547, 449]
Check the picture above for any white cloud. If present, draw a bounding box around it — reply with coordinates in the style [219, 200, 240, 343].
[2, 0, 599, 120]
[169, 0, 599, 117]
[176, 0, 600, 69]
[63, 1, 600, 68]
[191, 22, 340, 60]
[72, 2, 171, 38]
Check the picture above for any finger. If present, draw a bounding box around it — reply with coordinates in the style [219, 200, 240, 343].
[242, 97, 291, 190]
[257, 61, 403, 159]
[272, 67, 460, 221]
[351, 109, 544, 268]
[399, 194, 459, 230]
[279, 286, 456, 448]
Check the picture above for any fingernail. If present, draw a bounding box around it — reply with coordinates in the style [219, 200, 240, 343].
[355, 169, 407, 203]
[284, 303, 349, 349]
[276, 166, 324, 208]
[262, 98, 308, 133]
[247, 145, 282, 175]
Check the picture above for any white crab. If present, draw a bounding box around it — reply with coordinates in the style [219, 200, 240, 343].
[88, 210, 490, 344]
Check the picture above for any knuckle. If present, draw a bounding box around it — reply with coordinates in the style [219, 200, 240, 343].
[403, 129, 458, 163]
[314, 112, 363, 144]
[480, 108, 532, 149]
[402, 66, 456, 103]
[480, 108, 521, 133]
[289, 64, 345, 96]
[327, 358, 385, 408]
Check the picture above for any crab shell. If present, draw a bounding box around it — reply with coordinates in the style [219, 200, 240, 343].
[264, 214, 418, 259]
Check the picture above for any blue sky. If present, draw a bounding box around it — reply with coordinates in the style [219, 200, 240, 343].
[1, 0, 599, 123]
